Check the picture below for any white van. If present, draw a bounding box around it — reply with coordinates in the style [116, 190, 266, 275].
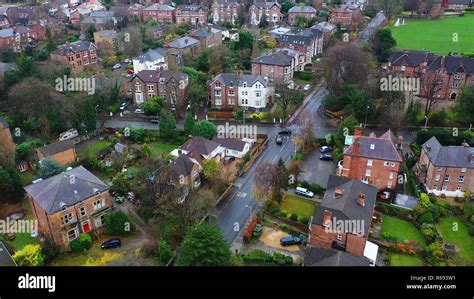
[59, 129, 78, 141]
[295, 187, 314, 198]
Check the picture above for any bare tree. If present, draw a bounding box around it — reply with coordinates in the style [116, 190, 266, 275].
[288, 160, 304, 185]
[294, 111, 316, 155]
[379, 90, 406, 128]
[254, 162, 286, 201]
[421, 72, 442, 116]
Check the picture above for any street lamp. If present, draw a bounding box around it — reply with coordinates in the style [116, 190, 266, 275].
[424, 115, 429, 130]
[244, 204, 252, 219]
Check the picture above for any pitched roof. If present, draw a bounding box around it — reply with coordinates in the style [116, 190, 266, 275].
[253, 0, 281, 9]
[212, 137, 247, 152]
[167, 36, 199, 49]
[193, 26, 221, 37]
[176, 4, 207, 11]
[144, 4, 175, 11]
[37, 139, 75, 157]
[422, 136, 474, 168]
[0, 117, 10, 129]
[134, 70, 187, 83]
[426, 55, 474, 75]
[389, 50, 435, 67]
[51, 41, 95, 56]
[169, 155, 198, 177]
[288, 6, 317, 13]
[24, 166, 109, 215]
[212, 73, 269, 87]
[0, 28, 14, 38]
[133, 48, 167, 63]
[304, 246, 370, 266]
[179, 137, 220, 163]
[0, 242, 16, 267]
[278, 33, 312, 46]
[312, 175, 377, 237]
[343, 130, 402, 162]
[253, 50, 293, 66]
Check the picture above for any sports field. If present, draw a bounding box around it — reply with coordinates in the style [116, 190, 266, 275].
[388, 14, 474, 55]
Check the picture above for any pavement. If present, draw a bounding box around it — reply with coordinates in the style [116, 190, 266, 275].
[299, 148, 337, 188]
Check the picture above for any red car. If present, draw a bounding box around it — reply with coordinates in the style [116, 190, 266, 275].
[127, 69, 134, 75]
[377, 191, 392, 200]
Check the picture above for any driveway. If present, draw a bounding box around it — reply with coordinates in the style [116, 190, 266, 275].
[299, 148, 336, 188]
[115, 201, 155, 252]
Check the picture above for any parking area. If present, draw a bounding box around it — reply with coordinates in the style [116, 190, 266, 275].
[299, 148, 336, 188]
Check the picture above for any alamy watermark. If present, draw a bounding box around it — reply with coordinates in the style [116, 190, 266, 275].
[0, 217, 38, 235]
[216, 122, 257, 139]
[324, 217, 365, 237]
[380, 75, 420, 95]
[55, 75, 96, 95]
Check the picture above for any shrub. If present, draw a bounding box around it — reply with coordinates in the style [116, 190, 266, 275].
[470, 215, 474, 224]
[290, 214, 298, 221]
[158, 239, 174, 265]
[13, 244, 45, 266]
[42, 237, 60, 262]
[105, 211, 133, 236]
[418, 212, 435, 224]
[469, 226, 474, 237]
[70, 233, 92, 253]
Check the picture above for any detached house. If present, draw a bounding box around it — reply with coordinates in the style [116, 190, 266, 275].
[191, 25, 223, 48]
[50, 40, 98, 71]
[211, 0, 241, 25]
[329, 5, 363, 30]
[388, 50, 435, 77]
[24, 166, 113, 250]
[308, 175, 377, 256]
[208, 72, 274, 110]
[172, 137, 226, 165]
[277, 27, 323, 63]
[340, 128, 402, 190]
[415, 137, 474, 198]
[36, 139, 77, 166]
[175, 5, 208, 26]
[252, 48, 306, 83]
[131, 70, 189, 110]
[249, 0, 281, 26]
[132, 47, 168, 73]
[153, 154, 202, 189]
[166, 35, 200, 55]
[288, 6, 317, 26]
[142, 4, 175, 23]
[93, 29, 120, 54]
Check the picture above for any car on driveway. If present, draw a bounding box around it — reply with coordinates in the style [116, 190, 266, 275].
[224, 156, 235, 164]
[295, 187, 314, 198]
[134, 108, 144, 114]
[119, 102, 128, 111]
[319, 146, 333, 153]
[303, 84, 311, 91]
[280, 236, 302, 246]
[377, 190, 393, 201]
[278, 128, 292, 135]
[112, 63, 121, 70]
[101, 238, 121, 250]
[320, 153, 333, 161]
[276, 135, 283, 145]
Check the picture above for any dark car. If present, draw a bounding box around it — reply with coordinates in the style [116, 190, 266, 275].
[319, 146, 333, 153]
[278, 128, 292, 135]
[276, 135, 283, 145]
[103, 127, 117, 134]
[101, 238, 121, 250]
[320, 153, 333, 161]
[280, 236, 302, 246]
[405, 152, 415, 160]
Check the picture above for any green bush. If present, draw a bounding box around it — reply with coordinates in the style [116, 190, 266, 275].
[418, 212, 435, 224]
[13, 244, 45, 266]
[105, 211, 133, 236]
[70, 233, 92, 253]
[290, 214, 298, 221]
[294, 71, 313, 81]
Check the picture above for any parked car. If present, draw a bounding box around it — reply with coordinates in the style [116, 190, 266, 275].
[101, 238, 121, 250]
[59, 128, 78, 141]
[405, 152, 415, 160]
[134, 108, 144, 114]
[126, 69, 134, 75]
[280, 236, 302, 246]
[112, 63, 121, 70]
[377, 190, 392, 201]
[303, 84, 311, 91]
[319, 146, 333, 153]
[119, 102, 128, 111]
[278, 128, 292, 135]
[103, 127, 116, 134]
[224, 156, 235, 164]
[320, 153, 333, 161]
[123, 58, 131, 64]
[150, 119, 160, 124]
[115, 196, 125, 204]
[276, 135, 283, 145]
[295, 187, 314, 198]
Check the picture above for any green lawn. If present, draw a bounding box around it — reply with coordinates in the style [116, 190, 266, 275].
[149, 142, 178, 155]
[280, 194, 317, 219]
[388, 14, 474, 54]
[80, 140, 111, 157]
[438, 217, 474, 263]
[382, 215, 426, 246]
[389, 253, 424, 266]
[8, 233, 38, 251]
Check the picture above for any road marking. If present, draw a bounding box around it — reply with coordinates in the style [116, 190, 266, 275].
[237, 192, 247, 197]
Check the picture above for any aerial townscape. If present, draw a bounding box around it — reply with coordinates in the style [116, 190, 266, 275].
[0, 0, 473, 269]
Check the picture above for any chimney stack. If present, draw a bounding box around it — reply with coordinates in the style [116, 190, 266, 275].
[334, 188, 343, 198]
[357, 192, 366, 206]
[354, 127, 362, 138]
[66, 40, 70, 48]
[323, 210, 332, 227]
[461, 140, 470, 147]
[470, 151, 474, 163]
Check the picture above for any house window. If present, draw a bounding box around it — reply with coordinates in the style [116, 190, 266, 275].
[433, 184, 437, 190]
[365, 169, 371, 177]
[62, 213, 74, 225]
[228, 90, 234, 96]
[79, 207, 86, 217]
[384, 161, 390, 166]
[435, 174, 440, 182]
[147, 85, 154, 92]
[215, 96, 222, 105]
[243, 82, 247, 88]
[255, 91, 261, 97]
[390, 162, 396, 167]
[215, 81, 221, 87]
[461, 168, 467, 173]
[228, 98, 234, 105]
[442, 185, 447, 191]
[401, 65, 406, 72]
[367, 159, 373, 166]
[337, 234, 342, 241]
[444, 174, 450, 182]
[389, 172, 394, 179]
[255, 83, 261, 89]
[93, 199, 105, 211]
[67, 228, 77, 241]
[458, 175, 464, 183]
[94, 214, 106, 228]
[456, 186, 462, 191]
[437, 167, 443, 172]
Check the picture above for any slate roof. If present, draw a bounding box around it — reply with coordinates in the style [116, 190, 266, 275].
[37, 139, 75, 157]
[312, 175, 377, 237]
[426, 55, 474, 75]
[253, 50, 293, 66]
[278, 34, 312, 46]
[422, 136, 474, 169]
[0, 116, 9, 128]
[212, 137, 247, 152]
[389, 50, 435, 67]
[0, 242, 16, 267]
[134, 48, 167, 64]
[134, 70, 187, 83]
[213, 0, 240, 7]
[24, 166, 109, 215]
[212, 73, 269, 87]
[176, 5, 207, 11]
[343, 130, 402, 162]
[0, 28, 14, 38]
[51, 41, 95, 56]
[169, 155, 198, 177]
[292, 27, 323, 38]
[179, 137, 220, 164]
[253, 0, 281, 9]
[167, 36, 199, 49]
[95, 29, 117, 38]
[304, 246, 370, 266]
[193, 26, 221, 37]
[144, 4, 175, 11]
[288, 6, 317, 13]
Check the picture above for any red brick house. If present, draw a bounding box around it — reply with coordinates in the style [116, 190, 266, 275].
[0, 26, 37, 52]
[308, 175, 377, 256]
[288, 6, 317, 26]
[211, 0, 241, 25]
[50, 40, 98, 71]
[388, 50, 435, 77]
[175, 5, 208, 26]
[142, 4, 175, 23]
[415, 137, 474, 198]
[0, 117, 15, 163]
[24, 166, 113, 250]
[191, 25, 223, 48]
[252, 48, 306, 83]
[249, 0, 281, 26]
[128, 3, 144, 22]
[277, 27, 323, 63]
[340, 128, 402, 190]
[329, 6, 363, 30]
[131, 70, 189, 111]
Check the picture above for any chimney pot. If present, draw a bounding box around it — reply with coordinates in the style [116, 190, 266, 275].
[357, 192, 366, 206]
[334, 188, 343, 197]
[323, 210, 332, 226]
[354, 127, 362, 137]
